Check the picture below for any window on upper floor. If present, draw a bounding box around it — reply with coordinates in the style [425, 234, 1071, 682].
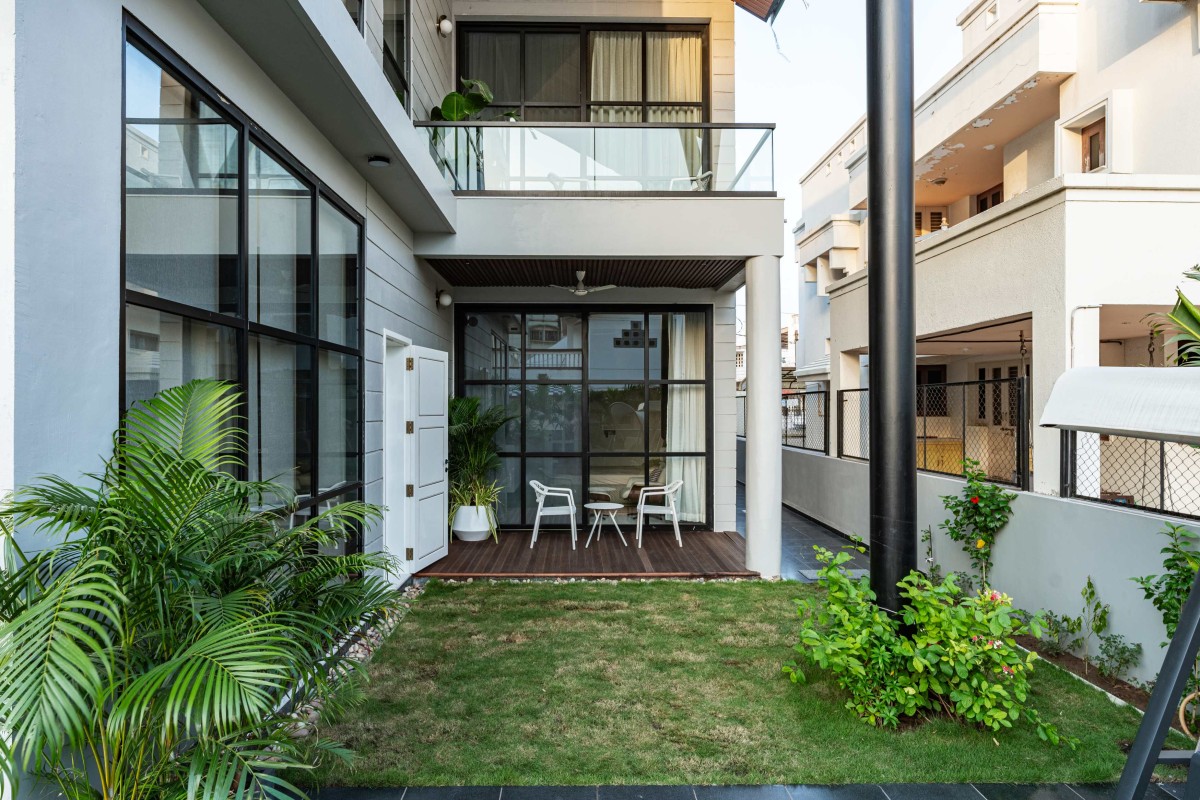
[382, 0, 409, 108]
[1082, 118, 1106, 173]
[123, 22, 364, 524]
[458, 23, 707, 123]
[976, 183, 1003, 214]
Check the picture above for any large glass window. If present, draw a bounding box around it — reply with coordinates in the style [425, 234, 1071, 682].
[123, 25, 363, 527]
[382, 0, 409, 108]
[459, 23, 706, 123]
[458, 307, 710, 528]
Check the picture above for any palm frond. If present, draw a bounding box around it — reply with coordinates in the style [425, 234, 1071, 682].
[185, 734, 310, 800]
[112, 617, 308, 740]
[0, 557, 123, 772]
[122, 379, 244, 472]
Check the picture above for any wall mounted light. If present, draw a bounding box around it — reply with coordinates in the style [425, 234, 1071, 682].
[436, 289, 453, 308]
[367, 155, 391, 168]
[436, 15, 453, 38]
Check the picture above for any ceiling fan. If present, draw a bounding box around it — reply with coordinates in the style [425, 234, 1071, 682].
[551, 270, 616, 297]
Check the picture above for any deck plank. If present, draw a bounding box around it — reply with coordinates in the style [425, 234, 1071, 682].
[418, 528, 756, 579]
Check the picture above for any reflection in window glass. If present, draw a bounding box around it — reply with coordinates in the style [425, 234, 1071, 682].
[525, 384, 582, 452]
[588, 384, 645, 452]
[124, 305, 237, 408]
[319, 349, 360, 491]
[588, 314, 650, 382]
[526, 313, 582, 381]
[588, 456, 647, 521]
[462, 311, 522, 381]
[466, 384, 521, 451]
[318, 197, 359, 347]
[495, 457, 522, 525]
[249, 335, 313, 497]
[249, 144, 312, 333]
[383, 0, 408, 102]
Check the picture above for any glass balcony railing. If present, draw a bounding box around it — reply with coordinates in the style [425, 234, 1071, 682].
[418, 122, 775, 194]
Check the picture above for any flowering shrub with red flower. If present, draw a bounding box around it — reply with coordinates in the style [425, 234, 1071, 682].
[938, 459, 1017, 588]
[785, 546, 1072, 747]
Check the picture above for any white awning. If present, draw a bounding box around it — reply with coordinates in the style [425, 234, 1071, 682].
[793, 356, 830, 380]
[1039, 367, 1200, 444]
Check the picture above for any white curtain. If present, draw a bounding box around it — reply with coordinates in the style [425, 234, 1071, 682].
[589, 31, 642, 108]
[665, 313, 706, 522]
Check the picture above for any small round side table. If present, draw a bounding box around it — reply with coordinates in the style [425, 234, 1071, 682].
[583, 502, 628, 547]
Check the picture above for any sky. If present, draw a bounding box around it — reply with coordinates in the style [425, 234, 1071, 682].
[733, 0, 969, 318]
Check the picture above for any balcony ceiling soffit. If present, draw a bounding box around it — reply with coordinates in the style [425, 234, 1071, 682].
[914, 73, 1067, 206]
[425, 258, 744, 290]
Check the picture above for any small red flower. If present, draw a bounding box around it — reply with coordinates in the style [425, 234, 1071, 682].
[970, 496, 980, 504]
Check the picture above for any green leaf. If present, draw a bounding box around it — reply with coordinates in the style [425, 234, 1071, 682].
[440, 92, 469, 121]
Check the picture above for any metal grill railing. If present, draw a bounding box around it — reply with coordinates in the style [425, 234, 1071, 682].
[1063, 430, 1200, 520]
[783, 390, 829, 453]
[837, 377, 1030, 488]
[734, 390, 830, 454]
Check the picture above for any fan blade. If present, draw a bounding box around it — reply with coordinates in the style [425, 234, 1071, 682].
[548, 284, 574, 292]
[589, 285, 618, 293]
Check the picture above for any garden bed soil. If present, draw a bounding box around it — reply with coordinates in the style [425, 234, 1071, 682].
[1016, 634, 1190, 735]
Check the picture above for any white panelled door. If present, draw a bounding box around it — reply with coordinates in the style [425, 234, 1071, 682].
[408, 346, 449, 571]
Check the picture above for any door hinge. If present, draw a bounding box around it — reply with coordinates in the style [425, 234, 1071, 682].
[405, 547, 414, 560]
[406, 357, 414, 371]
[406, 420, 414, 434]
[406, 484, 414, 497]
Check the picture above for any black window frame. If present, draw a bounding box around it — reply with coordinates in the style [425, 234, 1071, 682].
[382, 0, 411, 113]
[456, 21, 711, 123]
[120, 15, 366, 530]
[455, 304, 715, 531]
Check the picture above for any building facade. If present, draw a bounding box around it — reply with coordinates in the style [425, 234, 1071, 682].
[0, 0, 786, 578]
[794, 0, 1200, 495]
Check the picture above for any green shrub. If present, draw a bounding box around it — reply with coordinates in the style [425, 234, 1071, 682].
[1097, 634, 1142, 681]
[1038, 611, 1083, 657]
[938, 459, 1017, 588]
[785, 546, 1070, 746]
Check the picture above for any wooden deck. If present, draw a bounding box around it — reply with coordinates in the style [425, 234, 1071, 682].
[416, 528, 757, 579]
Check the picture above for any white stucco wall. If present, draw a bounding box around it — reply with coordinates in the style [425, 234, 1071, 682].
[1002, 117, 1055, 198]
[10, 0, 452, 555]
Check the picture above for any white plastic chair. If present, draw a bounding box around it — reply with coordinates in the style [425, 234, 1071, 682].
[529, 480, 578, 550]
[634, 480, 685, 549]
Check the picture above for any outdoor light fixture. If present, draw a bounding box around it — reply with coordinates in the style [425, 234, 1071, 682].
[367, 155, 390, 168]
[436, 15, 453, 38]
[931, 176, 948, 186]
[436, 289, 453, 308]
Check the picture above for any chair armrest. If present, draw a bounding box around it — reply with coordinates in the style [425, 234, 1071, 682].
[636, 485, 669, 507]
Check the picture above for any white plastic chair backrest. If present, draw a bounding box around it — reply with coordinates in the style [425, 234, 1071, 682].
[664, 480, 684, 507]
[529, 480, 573, 508]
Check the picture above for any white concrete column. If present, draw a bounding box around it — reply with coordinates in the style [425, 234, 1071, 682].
[745, 255, 782, 578]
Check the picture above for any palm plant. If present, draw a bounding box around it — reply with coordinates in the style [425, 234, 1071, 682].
[1150, 266, 1200, 365]
[448, 396, 516, 541]
[0, 379, 398, 800]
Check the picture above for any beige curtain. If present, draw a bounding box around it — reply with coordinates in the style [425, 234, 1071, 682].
[664, 312, 706, 522]
[589, 32, 642, 185]
[646, 32, 704, 184]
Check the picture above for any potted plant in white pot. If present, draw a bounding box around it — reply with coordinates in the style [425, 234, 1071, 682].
[448, 396, 515, 542]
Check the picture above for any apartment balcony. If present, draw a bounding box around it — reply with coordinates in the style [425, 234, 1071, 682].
[418, 122, 776, 196]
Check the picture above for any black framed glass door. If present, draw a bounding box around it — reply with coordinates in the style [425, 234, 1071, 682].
[456, 305, 713, 529]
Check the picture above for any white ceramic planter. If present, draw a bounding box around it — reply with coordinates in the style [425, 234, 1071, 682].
[452, 505, 493, 542]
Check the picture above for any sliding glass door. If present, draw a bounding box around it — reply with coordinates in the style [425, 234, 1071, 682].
[457, 306, 712, 529]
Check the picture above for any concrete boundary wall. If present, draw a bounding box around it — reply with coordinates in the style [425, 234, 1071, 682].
[737, 438, 1188, 684]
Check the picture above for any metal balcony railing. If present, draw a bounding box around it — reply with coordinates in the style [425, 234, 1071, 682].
[418, 122, 775, 194]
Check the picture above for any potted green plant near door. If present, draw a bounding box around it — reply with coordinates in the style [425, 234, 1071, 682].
[449, 396, 515, 542]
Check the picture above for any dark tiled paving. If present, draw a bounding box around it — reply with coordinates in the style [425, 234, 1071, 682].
[880, 785, 982, 799]
[693, 787, 791, 800]
[787, 788, 886, 799]
[505, 789, 599, 800]
[597, 788, 696, 800]
[971, 788, 1078, 800]
[735, 483, 870, 581]
[402, 790, 503, 800]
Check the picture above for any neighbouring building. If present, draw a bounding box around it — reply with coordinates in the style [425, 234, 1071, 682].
[0, 0, 787, 580]
[779, 0, 1200, 683]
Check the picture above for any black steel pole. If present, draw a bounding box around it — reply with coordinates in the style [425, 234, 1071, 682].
[866, 0, 918, 613]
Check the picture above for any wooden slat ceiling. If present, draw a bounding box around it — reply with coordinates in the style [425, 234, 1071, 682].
[734, 0, 786, 23]
[426, 258, 745, 290]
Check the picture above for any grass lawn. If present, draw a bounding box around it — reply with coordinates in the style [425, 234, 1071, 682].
[310, 579, 1180, 787]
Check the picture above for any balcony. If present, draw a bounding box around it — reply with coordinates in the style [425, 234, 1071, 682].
[418, 122, 775, 195]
